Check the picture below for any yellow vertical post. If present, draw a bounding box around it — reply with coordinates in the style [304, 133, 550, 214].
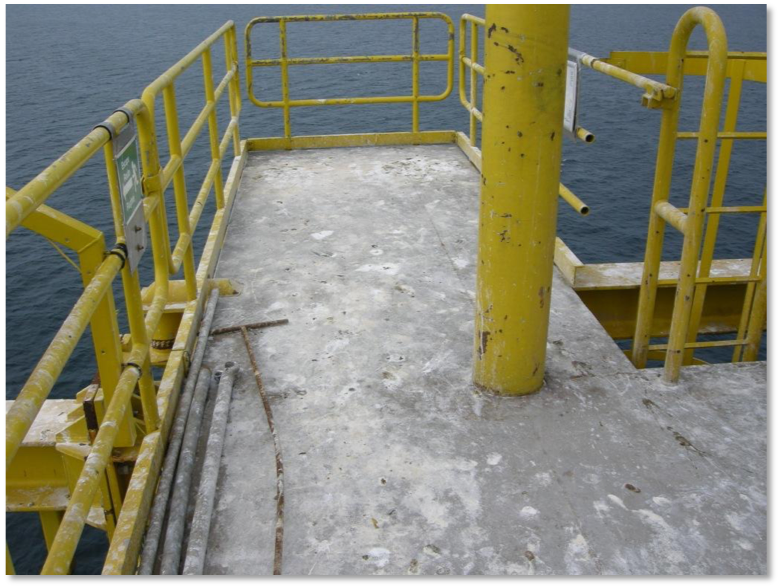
[469, 20, 478, 146]
[473, 4, 570, 395]
[734, 189, 767, 361]
[279, 19, 291, 140]
[631, 66, 684, 367]
[202, 47, 226, 210]
[743, 231, 767, 362]
[39, 511, 64, 553]
[225, 28, 242, 156]
[411, 16, 420, 133]
[103, 139, 159, 435]
[162, 84, 198, 301]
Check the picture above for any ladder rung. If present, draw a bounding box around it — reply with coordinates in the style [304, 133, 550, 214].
[677, 131, 766, 140]
[694, 275, 762, 285]
[648, 339, 747, 352]
[655, 274, 762, 287]
[677, 206, 766, 215]
[705, 206, 767, 214]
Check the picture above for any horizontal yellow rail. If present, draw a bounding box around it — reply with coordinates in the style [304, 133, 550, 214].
[5, 107, 136, 238]
[569, 48, 677, 107]
[677, 130, 766, 140]
[604, 50, 767, 83]
[245, 12, 454, 137]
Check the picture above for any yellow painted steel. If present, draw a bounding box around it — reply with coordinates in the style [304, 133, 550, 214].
[682, 58, 745, 365]
[473, 4, 570, 395]
[654, 200, 688, 234]
[459, 14, 486, 145]
[5, 22, 243, 575]
[5, 108, 133, 238]
[102, 137, 159, 436]
[6, 545, 14, 575]
[631, 8, 727, 380]
[604, 50, 766, 83]
[559, 183, 590, 216]
[5, 250, 124, 470]
[576, 127, 595, 143]
[569, 48, 677, 108]
[456, 18, 592, 219]
[677, 131, 766, 140]
[743, 258, 767, 362]
[5, 187, 138, 447]
[628, 8, 766, 380]
[733, 192, 767, 362]
[245, 13, 455, 138]
[247, 130, 456, 151]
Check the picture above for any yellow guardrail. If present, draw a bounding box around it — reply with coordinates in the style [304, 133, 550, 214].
[5, 22, 242, 574]
[630, 7, 767, 381]
[458, 12, 485, 144]
[245, 12, 455, 138]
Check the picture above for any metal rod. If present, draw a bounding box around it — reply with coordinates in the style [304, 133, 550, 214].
[138, 289, 221, 574]
[210, 318, 289, 336]
[654, 201, 688, 234]
[559, 183, 590, 216]
[181, 363, 239, 575]
[575, 127, 595, 143]
[569, 47, 676, 102]
[238, 326, 285, 575]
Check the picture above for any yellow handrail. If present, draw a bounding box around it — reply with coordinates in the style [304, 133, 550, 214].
[245, 12, 455, 138]
[5, 22, 242, 575]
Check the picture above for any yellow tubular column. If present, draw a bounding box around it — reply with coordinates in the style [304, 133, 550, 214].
[473, 4, 570, 395]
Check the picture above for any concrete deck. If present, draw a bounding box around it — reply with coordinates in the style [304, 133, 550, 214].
[198, 145, 766, 575]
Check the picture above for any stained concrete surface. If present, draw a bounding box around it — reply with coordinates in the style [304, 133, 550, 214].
[198, 145, 766, 575]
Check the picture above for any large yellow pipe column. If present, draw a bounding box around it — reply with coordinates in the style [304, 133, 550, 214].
[473, 5, 570, 395]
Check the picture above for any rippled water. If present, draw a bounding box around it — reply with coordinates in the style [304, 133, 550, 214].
[5, 4, 766, 574]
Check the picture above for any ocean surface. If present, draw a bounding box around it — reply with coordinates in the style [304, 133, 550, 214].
[5, 4, 766, 574]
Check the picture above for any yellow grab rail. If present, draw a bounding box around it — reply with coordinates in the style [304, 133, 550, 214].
[568, 48, 677, 107]
[630, 7, 767, 381]
[245, 12, 455, 138]
[5, 22, 242, 574]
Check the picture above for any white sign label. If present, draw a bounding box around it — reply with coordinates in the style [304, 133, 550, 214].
[564, 58, 580, 136]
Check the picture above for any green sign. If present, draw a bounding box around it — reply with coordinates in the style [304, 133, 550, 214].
[113, 120, 146, 273]
[116, 135, 144, 222]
